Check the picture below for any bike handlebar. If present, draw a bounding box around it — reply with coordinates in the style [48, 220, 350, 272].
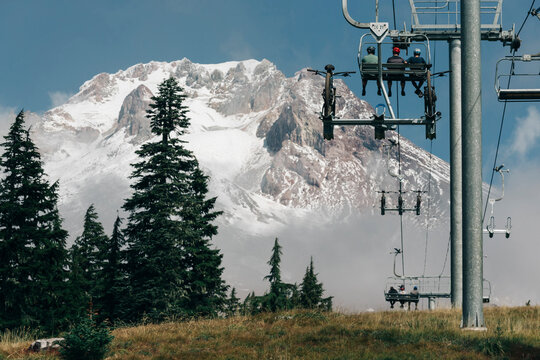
[307, 68, 356, 77]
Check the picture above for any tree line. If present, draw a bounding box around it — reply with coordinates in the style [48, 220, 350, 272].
[0, 77, 330, 335]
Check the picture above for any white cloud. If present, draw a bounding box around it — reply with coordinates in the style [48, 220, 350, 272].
[220, 32, 255, 61]
[510, 106, 540, 157]
[48, 91, 73, 108]
[0, 105, 17, 138]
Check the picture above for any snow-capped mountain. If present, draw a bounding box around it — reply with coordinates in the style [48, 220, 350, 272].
[31, 58, 453, 310]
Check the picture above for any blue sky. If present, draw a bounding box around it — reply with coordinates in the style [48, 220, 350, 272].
[0, 0, 539, 177]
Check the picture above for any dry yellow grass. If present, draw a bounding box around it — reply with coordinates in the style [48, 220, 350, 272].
[1, 306, 539, 359]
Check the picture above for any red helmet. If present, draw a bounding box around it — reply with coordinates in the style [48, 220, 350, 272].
[393, 47, 400, 54]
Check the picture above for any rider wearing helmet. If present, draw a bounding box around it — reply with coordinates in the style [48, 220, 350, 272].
[407, 48, 427, 98]
[386, 47, 406, 97]
[361, 46, 382, 96]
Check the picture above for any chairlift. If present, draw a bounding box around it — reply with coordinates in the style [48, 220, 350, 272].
[495, 54, 540, 102]
[306, 0, 442, 141]
[483, 165, 512, 238]
[383, 249, 492, 309]
[384, 277, 492, 308]
[358, 33, 433, 86]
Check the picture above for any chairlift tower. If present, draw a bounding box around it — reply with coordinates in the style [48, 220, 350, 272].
[340, 0, 517, 329]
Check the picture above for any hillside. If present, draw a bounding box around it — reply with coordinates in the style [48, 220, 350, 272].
[1, 307, 539, 359]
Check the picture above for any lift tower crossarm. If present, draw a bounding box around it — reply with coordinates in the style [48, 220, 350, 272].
[388, 29, 515, 43]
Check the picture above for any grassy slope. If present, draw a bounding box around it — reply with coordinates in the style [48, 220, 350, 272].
[1, 306, 539, 360]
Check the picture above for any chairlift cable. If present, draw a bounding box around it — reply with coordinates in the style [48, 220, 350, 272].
[482, 52, 518, 221]
[438, 234, 450, 277]
[432, 6, 438, 87]
[390, 0, 405, 278]
[480, 0, 535, 221]
[422, 139, 433, 276]
[484, 1, 536, 219]
[517, 0, 536, 37]
[391, 0, 397, 31]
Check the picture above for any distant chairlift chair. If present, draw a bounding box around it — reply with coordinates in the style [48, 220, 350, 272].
[495, 54, 540, 102]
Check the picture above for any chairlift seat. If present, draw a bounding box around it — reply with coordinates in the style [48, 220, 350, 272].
[360, 63, 432, 82]
[498, 89, 540, 101]
[495, 55, 540, 102]
[384, 292, 419, 303]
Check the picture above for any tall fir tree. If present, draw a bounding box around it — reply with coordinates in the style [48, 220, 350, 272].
[0, 110, 69, 333]
[225, 287, 240, 316]
[69, 204, 110, 318]
[101, 214, 127, 323]
[300, 257, 332, 311]
[263, 238, 289, 312]
[123, 77, 225, 321]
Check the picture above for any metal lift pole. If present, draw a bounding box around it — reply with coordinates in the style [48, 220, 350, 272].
[449, 38, 463, 309]
[461, 0, 485, 329]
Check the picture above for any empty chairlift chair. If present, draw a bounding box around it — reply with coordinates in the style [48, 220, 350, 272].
[495, 54, 540, 102]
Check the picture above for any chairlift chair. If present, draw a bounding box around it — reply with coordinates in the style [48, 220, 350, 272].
[358, 33, 433, 83]
[495, 54, 540, 102]
[306, 1, 443, 141]
[483, 165, 512, 238]
[384, 277, 492, 305]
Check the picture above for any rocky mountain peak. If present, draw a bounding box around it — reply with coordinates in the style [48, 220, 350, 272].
[31, 58, 450, 240]
[112, 84, 154, 143]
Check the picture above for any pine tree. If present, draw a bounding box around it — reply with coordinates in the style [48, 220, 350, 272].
[70, 204, 110, 317]
[300, 257, 332, 311]
[225, 287, 240, 316]
[0, 111, 69, 332]
[123, 77, 225, 321]
[263, 238, 289, 312]
[100, 214, 127, 323]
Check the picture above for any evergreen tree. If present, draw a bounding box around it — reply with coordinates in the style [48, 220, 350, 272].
[100, 214, 127, 323]
[262, 238, 289, 312]
[242, 291, 262, 315]
[123, 77, 225, 321]
[66, 242, 89, 321]
[180, 167, 227, 316]
[225, 287, 240, 316]
[70, 204, 109, 317]
[0, 110, 69, 332]
[300, 257, 332, 311]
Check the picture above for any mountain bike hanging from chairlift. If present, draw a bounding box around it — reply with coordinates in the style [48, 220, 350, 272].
[307, 65, 356, 139]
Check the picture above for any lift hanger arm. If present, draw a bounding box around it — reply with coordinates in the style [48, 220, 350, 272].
[342, 0, 371, 29]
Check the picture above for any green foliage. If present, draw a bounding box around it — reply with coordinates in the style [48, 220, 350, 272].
[253, 239, 333, 314]
[265, 238, 282, 286]
[69, 205, 110, 319]
[59, 316, 113, 360]
[261, 238, 291, 312]
[300, 257, 333, 311]
[479, 321, 505, 357]
[0, 110, 69, 333]
[225, 287, 240, 316]
[100, 215, 127, 323]
[123, 77, 225, 321]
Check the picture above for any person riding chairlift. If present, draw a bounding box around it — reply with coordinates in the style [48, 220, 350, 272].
[407, 48, 426, 98]
[386, 47, 406, 97]
[361, 46, 382, 96]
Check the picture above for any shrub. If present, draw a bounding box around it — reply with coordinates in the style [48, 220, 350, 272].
[59, 317, 113, 360]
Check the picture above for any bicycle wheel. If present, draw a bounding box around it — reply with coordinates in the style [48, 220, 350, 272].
[324, 72, 332, 119]
[424, 71, 434, 116]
